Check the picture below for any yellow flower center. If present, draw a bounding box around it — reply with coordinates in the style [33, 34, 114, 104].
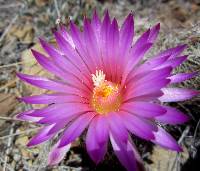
[91, 70, 122, 115]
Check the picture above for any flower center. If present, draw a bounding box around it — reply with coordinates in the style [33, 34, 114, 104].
[91, 70, 122, 115]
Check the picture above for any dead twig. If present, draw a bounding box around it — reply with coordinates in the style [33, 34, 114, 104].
[0, 127, 39, 140]
[3, 123, 14, 171]
[0, 78, 18, 91]
[0, 15, 18, 43]
[0, 116, 35, 123]
[54, 0, 61, 19]
[0, 62, 24, 69]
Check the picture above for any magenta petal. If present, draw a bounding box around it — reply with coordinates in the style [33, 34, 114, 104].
[58, 112, 96, 148]
[86, 116, 107, 164]
[95, 115, 109, 145]
[27, 103, 90, 118]
[83, 18, 100, 68]
[107, 112, 128, 143]
[125, 90, 164, 102]
[152, 127, 182, 151]
[110, 133, 137, 171]
[156, 55, 187, 69]
[52, 31, 91, 81]
[125, 79, 170, 101]
[58, 25, 75, 48]
[70, 21, 95, 73]
[159, 88, 199, 102]
[31, 49, 67, 79]
[47, 119, 73, 135]
[16, 110, 41, 122]
[27, 125, 54, 147]
[156, 106, 190, 124]
[127, 67, 172, 89]
[121, 102, 166, 118]
[148, 23, 160, 43]
[100, 10, 111, 76]
[91, 10, 101, 40]
[39, 38, 74, 71]
[108, 18, 120, 82]
[48, 140, 71, 165]
[122, 43, 153, 85]
[129, 55, 170, 82]
[20, 93, 88, 104]
[120, 111, 157, 140]
[119, 13, 134, 57]
[37, 105, 91, 124]
[16, 73, 87, 97]
[156, 44, 187, 59]
[169, 72, 198, 83]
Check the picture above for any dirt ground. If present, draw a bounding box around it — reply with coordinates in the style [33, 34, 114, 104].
[0, 0, 200, 171]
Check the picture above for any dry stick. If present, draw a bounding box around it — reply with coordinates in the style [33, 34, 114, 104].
[193, 119, 200, 142]
[0, 61, 24, 69]
[0, 116, 36, 125]
[0, 156, 14, 171]
[54, 0, 61, 19]
[170, 126, 190, 171]
[0, 78, 18, 91]
[3, 123, 14, 171]
[0, 127, 39, 140]
[0, 3, 23, 9]
[0, 15, 18, 42]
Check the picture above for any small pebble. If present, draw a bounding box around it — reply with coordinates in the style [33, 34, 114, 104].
[14, 153, 21, 162]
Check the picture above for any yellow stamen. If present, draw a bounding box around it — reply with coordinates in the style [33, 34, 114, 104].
[91, 70, 122, 115]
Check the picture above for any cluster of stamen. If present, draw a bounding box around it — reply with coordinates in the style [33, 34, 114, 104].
[91, 70, 122, 114]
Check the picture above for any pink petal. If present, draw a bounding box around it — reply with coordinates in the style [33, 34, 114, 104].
[16, 73, 88, 97]
[39, 38, 76, 72]
[27, 125, 55, 147]
[122, 43, 153, 85]
[25, 103, 90, 118]
[20, 93, 88, 104]
[58, 24, 75, 48]
[132, 23, 159, 51]
[108, 18, 120, 82]
[121, 101, 166, 118]
[155, 44, 187, 59]
[95, 115, 109, 145]
[91, 10, 101, 40]
[48, 140, 71, 165]
[125, 90, 164, 102]
[128, 55, 170, 82]
[110, 133, 137, 171]
[107, 112, 128, 143]
[155, 55, 187, 69]
[169, 72, 198, 83]
[58, 112, 96, 148]
[70, 21, 95, 73]
[119, 13, 134, 58]
[126, 66, 172, 90]
[119, 111, 157, 140]
[31, 49, 90, 92]
[152, 127, 182, 151]
[100, 10, 112, 78]
[148, 23, 160, 43]
[36, 104, 91, 124]
[156, 106, 190, 124]
[159, 88, 199, 102]
[83, 18, 101, 69]
[124, 79, 170, 101]
[86, 116, 108, 164]
[52, 31, 91, 81]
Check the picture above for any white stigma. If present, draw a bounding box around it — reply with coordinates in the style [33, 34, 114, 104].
[92, 70, 105, 87]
